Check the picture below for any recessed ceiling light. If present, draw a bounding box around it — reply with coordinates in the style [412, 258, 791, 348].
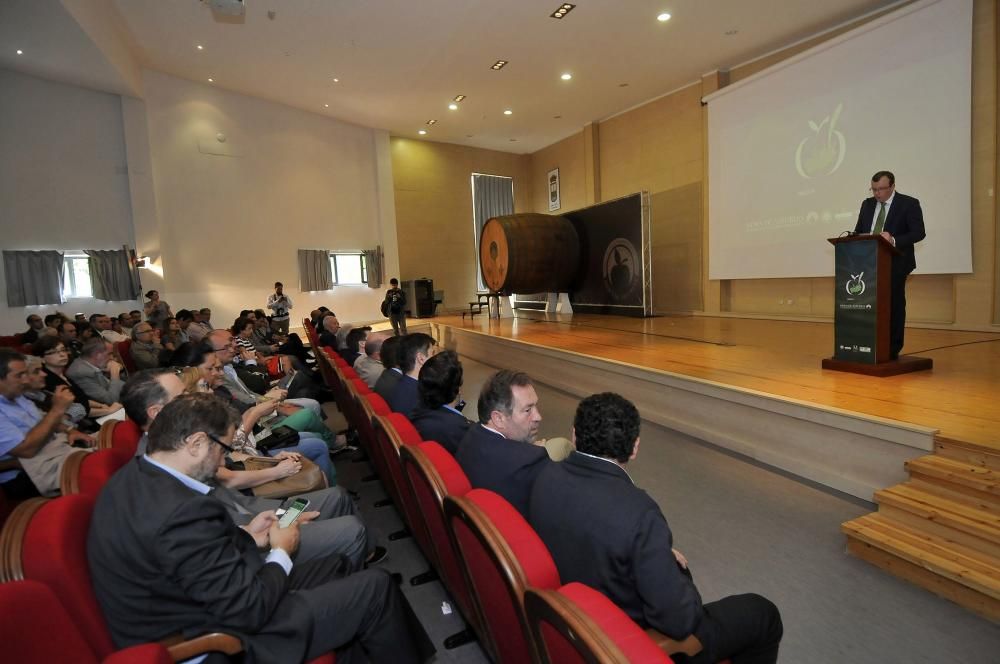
[725, 29, 739, 36]
[509, 138, 518, 142]
[657, 12, 671, 22]
[453, 94, 466, 102]
[426, 119, 437, 125]
[418, 130, 427, 135]
[324, 104, 329, 108]
[207, 78, 214, 83]
[550, 3, 576, 19]
[196, 44, 204, 50]
[553, 115, 562, 119]
[618, 82, 629, 87]
[466, 134, 473, 138]
[448, 103, 458, 110]
[491, 60, 508, 70]
[503, 109, 513, 115]
[16, 49, 23, 55]
[561, 73, 572, 81]
[332, 78, 340, 83]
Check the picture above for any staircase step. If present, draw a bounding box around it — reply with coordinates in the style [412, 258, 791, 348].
[906, 455, 999, 504]
[875, 483, 1000, 558]
[842, 514, 1000, 620]
[935, 437, 1000, 471]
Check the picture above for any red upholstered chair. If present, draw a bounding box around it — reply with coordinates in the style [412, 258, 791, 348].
[115, 340, 138, 373]
[0, 579, 172, 663]
[444, 488, 562, 664]
[110, 418, 142, 456]
[59, 448, 132, 497]
[356, 391, 390, 462]
[0, 495, 336, 664]
[401, 442, 482, 649]
[526, 583, 675, 664]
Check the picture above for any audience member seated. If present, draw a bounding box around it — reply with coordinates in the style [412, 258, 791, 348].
[197, 307, 214, 333]
[180, 308, 207, 343]
[455, 369, 547, 516]
[90, 313, 128, 344]
[88, 391, 416, 662]
[21, 314, 45, 344]
[252, 311, 280, 355]
[409, 350, 470, 455]
[44, 313, 65, 333]
[129, 321, 163, 370]
[341, 326, 371, 367]
[58, 321, 83, 360]
[66, 338, 126, 407]
[232, 316, 263, 367]
[159, 316, 187, 355]
[319, 314, 341, 350]
[372, 335, 404, 402]
[21, 355, 96, 450]
[34, 336, 120, 423]
[354, 330, 388, 388]
[387, 333, 437, 417]
[529, 392, 784, 664]
[117, 313, 134, 339]
[0, 348, 95, 498]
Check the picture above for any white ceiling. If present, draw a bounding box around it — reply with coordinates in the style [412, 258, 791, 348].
[3, 0, 900, 154]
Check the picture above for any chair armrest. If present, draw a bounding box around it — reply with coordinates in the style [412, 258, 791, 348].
[161, 632, 244, 661]
[645, 628, 703, 657]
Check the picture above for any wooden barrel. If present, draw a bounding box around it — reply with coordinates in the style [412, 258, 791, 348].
[479, 213, 580, 293]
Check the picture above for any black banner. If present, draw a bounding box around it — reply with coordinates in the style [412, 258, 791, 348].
[833, 241, 878, 363]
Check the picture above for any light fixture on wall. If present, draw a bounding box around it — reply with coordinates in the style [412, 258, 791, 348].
[135, 256, 150, 269]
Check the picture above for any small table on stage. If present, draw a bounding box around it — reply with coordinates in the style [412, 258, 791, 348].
[822, 234, 932, 377]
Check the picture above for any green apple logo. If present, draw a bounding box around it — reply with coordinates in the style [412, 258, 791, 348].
[795, 103, 846, 179]
[846, 272, 865, 296]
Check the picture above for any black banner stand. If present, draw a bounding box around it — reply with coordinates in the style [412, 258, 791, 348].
[822, 235, 932, 377]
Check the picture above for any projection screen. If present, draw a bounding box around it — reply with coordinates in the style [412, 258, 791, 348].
[705, 0, 972, 280]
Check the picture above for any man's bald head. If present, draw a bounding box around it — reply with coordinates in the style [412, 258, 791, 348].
[323, 316, 341, 334]
[365, 331, 389, 359]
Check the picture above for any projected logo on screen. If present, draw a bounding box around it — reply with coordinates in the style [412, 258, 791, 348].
[846, 272, 866, 296]
[795, 103, 846, 179]
[602, 239, 641, 302]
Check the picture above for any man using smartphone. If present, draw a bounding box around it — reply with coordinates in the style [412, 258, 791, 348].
[89, 393, 419, 663]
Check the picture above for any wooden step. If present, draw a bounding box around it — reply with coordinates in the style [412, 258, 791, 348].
[905, 455, 999, 505]
[935, 436, 1000, 471]
[842, 514, 1000, 621]
[875, 483, 1000, 559]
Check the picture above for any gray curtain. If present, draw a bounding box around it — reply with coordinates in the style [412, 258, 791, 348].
[298, 249, 333, 291]
[364, 246, 383, 289]
[472, 174, 514, 290]
[3, 250, 65, 306]
[85, 249, 140, 301]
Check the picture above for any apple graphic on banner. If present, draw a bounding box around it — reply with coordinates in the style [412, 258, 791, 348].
[795, 103, 846, 179]
[846, 272, 865, 296]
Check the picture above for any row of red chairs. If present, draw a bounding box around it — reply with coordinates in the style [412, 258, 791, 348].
[306, 318, 677, 663]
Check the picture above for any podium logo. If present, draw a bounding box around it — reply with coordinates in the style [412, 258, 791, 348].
[795, 103, 846, 179]
[846, 272, 865, 296]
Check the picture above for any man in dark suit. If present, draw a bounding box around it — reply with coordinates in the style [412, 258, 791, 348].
[454, 369, 547, 516]
[88, 392, 418, 663]
[373, 335, 404, 402]
[529, 392, 783, 664]
[853, 170, 926, 359]
[410, 350, 470, 455]
[387, 333, 436, 417]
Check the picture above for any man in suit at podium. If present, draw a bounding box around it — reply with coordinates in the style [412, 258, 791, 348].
[853, 171, 926, 359]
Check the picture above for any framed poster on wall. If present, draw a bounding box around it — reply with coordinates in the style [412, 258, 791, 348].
[548, 168, 560, 211]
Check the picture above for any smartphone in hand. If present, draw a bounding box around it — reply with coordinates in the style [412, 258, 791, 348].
[277, 498, 310, 528]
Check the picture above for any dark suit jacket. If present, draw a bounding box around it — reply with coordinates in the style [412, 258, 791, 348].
[528, 452, 704, 640]
[87, 457, 310, 663]
[410, 406, 471, 455]
[373, 368, 403, 403]
[387, 374, 419, 417]
[853, 191, 925, 274]
[455, 424, 549, 516]
[318, 331, 339, 350]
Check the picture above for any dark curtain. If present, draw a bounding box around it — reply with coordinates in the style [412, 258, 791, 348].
[3, 250, 65, 306]
[472, 174, 514, 290]
[298, 249, 333, 291]
[364, 246, 383, 289]
[85, 248, 140, 301]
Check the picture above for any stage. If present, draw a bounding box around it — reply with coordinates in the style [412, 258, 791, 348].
[425, 311, 1000, 501]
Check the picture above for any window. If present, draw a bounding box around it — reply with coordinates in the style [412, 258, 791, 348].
[330, 253, 368, 285]
[62, 253, 93, 299]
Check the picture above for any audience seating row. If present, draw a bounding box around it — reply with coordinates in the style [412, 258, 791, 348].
[308, 318, 678, 663]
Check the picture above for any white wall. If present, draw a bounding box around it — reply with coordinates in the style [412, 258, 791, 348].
[0, 68, 140, 333]
[141, 70, 396, 330]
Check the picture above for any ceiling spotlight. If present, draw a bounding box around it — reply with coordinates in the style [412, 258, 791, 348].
[509, 138, 518, 142]
[725, 29, 739, 36]
[16, 49, 23, 55]
[453, 94, 466, 102]
[657, 12, 671, 22]
[550, 3, 576, 19]
[324, 103, 329, 108]
[448, 103, 458, 110]
[196, 44, 204, 50]
[426, 119, 437, 125]
[503, 109, 513, 115]
[332, 78, 340, 83]
[418, 130, 427, 135]
[207, 78, 214, 83]
[561, 73, 572, 81]
[490, 60, 508, 70]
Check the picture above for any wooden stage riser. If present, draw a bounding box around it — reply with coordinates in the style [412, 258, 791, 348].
[432, 323, 937, 502]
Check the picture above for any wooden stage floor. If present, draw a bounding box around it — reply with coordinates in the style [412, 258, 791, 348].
[432, 311, 1000, 451]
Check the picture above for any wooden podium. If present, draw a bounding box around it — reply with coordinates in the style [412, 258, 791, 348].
[822, 234, 932, 377]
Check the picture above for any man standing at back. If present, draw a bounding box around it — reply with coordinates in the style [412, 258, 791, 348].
[454, 369, 546, 516]
[267, 282, 293, 336]
[529, 392, 783, 664]
[383, 278, 407, 336]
